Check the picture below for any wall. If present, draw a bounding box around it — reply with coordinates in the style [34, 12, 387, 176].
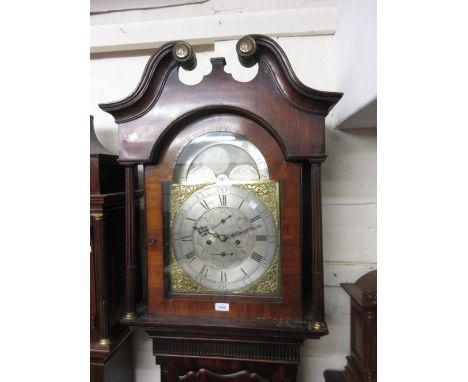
[334, 0, 377, 128]
[90, 1, 376, 381]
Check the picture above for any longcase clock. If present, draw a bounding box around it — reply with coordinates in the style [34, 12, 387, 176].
[99, 35, 342, 382]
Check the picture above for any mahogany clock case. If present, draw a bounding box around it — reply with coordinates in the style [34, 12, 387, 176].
[98, 36, 342, 335]
[97, 35, 343, 381]
[146, 114, 302, 320]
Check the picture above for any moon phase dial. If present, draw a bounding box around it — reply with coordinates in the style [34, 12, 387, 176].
[171, 183, 279, 293]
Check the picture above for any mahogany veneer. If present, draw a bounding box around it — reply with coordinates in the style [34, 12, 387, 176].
[324, 270, 377, 382]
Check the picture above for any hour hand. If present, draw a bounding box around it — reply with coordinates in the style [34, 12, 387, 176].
[193, 225, 222, 239]
[194, 225, 211, 236]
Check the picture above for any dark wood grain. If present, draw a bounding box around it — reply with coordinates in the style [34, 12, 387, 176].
[324, 271, 377, 382]
[90, 220, 97, 343]
[124, 165, 137, 319]
[90, 153, 132, 382]
[99, 36, 342, 164]
[157, 357, 297, 382]
[309, 162, 327, 330]
[178, 369, 267, 382]
[90, 154, 125, 194]
[92, 213, 110, 343]
[90, 186, 127, 346]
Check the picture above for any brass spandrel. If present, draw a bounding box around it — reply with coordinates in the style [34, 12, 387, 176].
[169, 183, 210, 228]
[169, 252, 211, 293]
[234, 181, 280, 227]
[233, 249, 280, 295]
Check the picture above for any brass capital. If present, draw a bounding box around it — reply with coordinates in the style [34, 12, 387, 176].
[91, 213, 104, 220]
[123, 312, 136, 320]
[98, 338, 111, 346]
[310, 321, 328, 331]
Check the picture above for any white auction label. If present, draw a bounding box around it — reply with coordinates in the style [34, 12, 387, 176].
[215, 303, 230, 312]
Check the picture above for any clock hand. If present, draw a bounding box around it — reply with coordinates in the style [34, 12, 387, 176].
[193, 225, 211, 236]
[228, 224, 261, 238]
[210, 215, 232, 230]
[193, 226, 225, 241]
[208, 252, 234, 257]
[193, 215, 233, 237]
[194, 221, 254, 243]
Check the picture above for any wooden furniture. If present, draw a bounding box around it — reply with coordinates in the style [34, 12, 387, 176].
[99, 35, 342, 381]
[324, 270, 377, 382]
[90, 116, 133, 382]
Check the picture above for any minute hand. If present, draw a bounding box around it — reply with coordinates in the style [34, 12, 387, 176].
[228, 224, 261, 238]
[211, 215, 232, 230]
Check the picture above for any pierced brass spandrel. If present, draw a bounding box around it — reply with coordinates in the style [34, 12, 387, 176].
[233, 248, 280, 295]
[234, 181, 280, 227]
[169, 183, 211, 228]
[169, 251, 211, 293]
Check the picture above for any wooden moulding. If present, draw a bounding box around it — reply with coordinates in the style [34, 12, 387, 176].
[99, 35, 342, 163]
[123, 165, 138, 320]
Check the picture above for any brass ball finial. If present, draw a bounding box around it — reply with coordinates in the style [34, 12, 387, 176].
[172, 41, 197, 71]
[236, 36, 257, 68]
[238, 37, 254, 54]
[174, 42, 189, 59]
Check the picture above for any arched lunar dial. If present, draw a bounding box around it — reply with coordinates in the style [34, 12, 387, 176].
[171, 184, 277, 292]
[172, 132, 269, 183]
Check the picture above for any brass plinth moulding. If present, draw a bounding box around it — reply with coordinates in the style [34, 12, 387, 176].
[123, 312, 136, 320]
[310, 321, 328, 331]
[91, 213, 104, 220]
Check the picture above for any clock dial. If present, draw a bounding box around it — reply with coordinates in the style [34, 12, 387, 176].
[172, 184, 277, 292]
[172, 132, 269, 184]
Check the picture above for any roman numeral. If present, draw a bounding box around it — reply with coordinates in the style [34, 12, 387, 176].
[240, 267, 248, 276]
[251, 252, 263, 263]
[199, 200, 210, 210]
[256, 235, 267, 241]
[200, 264, 209, 276]
[238, 200, 244, 209]
[185, 217, 196, 221]
[181, 235, 192, 241]
[220, 271, 227, 282]
[251, 215, 261, 223]
[219, 194, 227, 206]
[251, 211, 268, 222]
[185, 251, 196, 262]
